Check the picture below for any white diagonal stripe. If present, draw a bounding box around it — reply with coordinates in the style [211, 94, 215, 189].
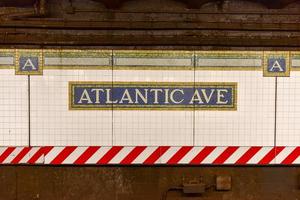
[62, 147, 88, 164]
[178, 147, 204, 164]
[0, 148, 8, 155]
[3, 148, 23, 164]
[201, 147, 227, 164]
[19, 148, 39, 164]
[292, 153, 300, 164]
[275, 147, 295, 164]
[29, 147, 45, 164]
[85, 147, 110, 164]
[159, 147, 181, 164]
[109, 147, 134, 164]
[132, 147, 157, 164]
[247, 147, 272, 164]
[44, 147, 64, 164]
[224, 147, 249, 164]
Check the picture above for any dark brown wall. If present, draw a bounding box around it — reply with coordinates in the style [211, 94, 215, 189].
[1, 0, 300, 48]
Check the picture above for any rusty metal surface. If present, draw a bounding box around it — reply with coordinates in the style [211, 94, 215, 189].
[0, 166, 298, 200]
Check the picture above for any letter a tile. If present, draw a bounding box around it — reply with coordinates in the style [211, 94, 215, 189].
[15, 50, 43, 75]
[263, 51, 290, 77]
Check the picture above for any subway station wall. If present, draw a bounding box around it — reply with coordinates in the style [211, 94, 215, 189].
[0, 49, 299, 165]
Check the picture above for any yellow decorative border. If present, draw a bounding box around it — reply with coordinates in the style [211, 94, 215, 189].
[113, 50, 194, 70]
[196, 50, 263, 57]
[69, 81, 237, 111]
[15, 49, 43, 75]
[43, 49, 112, 70]
[114, 50, 194, 58]
[263, 51, 290, 77]
[0, 66, 14, 70]
[3, 49, 300, 72]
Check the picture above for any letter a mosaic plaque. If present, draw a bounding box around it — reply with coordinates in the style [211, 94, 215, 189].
[15, 50, 43, 75]
[263, 51, 290, 77]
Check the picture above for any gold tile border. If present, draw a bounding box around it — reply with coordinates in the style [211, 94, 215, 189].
[113, 50, 194, 70]
[114, 50, 194, 58]
[69, 81, 237, 111]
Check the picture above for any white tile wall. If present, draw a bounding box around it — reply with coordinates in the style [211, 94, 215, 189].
[0, 70, 28, 146]
[195, 71, 275, 146]
[30, 70, 113, 146]
[277, 73, 300, 146]
[0, 50, 286, 147]
[113, 70, 194, 146]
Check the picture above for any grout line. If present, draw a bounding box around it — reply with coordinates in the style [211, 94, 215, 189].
[112, 50, 114, 146]
[193, 51, 196, 146]
[274, 77, 278, 148]
[28, 75, 31, 147]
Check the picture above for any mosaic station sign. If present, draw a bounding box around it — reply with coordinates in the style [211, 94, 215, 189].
[69, 82, 237, 110]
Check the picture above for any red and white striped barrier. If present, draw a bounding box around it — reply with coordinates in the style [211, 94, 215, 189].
[0, 146, 299, 165]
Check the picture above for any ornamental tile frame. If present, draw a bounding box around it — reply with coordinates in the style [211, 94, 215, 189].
[15, 49, 43, 75]
[263, 51, 290, 77]
[69, 81, 237, 111]
[0, 49, 299, 73]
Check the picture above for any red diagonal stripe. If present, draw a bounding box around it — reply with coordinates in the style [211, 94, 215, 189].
[27, 146, 53, 164]
[190, 146, 216, 164]
[50, 146, 77, 165]
[235, 147, 262, 165]
[143, 146, 170, 165]
[281, 147, 300, 165]
[258, 147, 284, 165]
[120, 146, 147, 164]
[0, 147, 16, 163]
[213, 147, 239, 164]
[11, 147, 32, 164]
[74, 147, 100, 165]
[97, 146, 123, 164]
[167, 146, 193, 164]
